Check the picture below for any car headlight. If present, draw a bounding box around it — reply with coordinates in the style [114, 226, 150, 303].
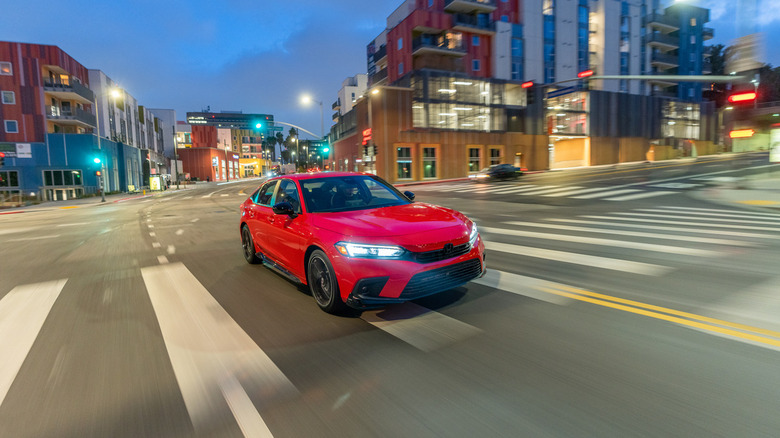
[469, 222, 479, 247]
[334, 242, 406, 259]
[476, 174, 488, 179]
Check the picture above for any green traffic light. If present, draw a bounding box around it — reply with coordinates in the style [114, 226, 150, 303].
[255, 123, 262, 129]
[93, 157, 101, 164]
[323, 147, 329, 153]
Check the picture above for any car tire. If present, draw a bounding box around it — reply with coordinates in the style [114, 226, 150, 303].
[307, 249, 348, 314]
[241, 225, 261, 264]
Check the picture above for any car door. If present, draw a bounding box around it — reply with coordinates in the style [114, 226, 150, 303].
[250, 180, 279, 255]
[265, 179, 309, 279]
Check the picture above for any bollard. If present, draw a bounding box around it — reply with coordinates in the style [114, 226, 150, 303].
[143, 189, 146, 195]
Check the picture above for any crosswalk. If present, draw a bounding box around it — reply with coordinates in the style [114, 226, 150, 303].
[2, 204, 780, 435]
[408, 182, 677, 202]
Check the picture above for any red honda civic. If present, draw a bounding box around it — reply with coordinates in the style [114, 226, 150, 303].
[239, 172, 486, 314]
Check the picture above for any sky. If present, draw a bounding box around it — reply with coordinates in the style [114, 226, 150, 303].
[0, 0, 777, 139]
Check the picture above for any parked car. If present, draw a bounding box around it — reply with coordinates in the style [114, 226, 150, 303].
[469, 163, 525, 181]
[239, 172, 486, 314]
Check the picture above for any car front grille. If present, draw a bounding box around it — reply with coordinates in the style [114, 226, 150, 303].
[412, 242, 471, 263]
[401, 258, 482, 299]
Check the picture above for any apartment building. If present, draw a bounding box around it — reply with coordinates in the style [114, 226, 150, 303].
[330, 0, 715, 182]
[332, 74, 368, 123]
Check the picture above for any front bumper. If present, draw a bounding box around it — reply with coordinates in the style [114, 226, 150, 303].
[339, 238, 486, 309]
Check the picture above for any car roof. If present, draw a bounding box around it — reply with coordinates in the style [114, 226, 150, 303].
[267, 171, 374, 182]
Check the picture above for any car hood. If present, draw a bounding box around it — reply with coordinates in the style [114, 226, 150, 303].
[311, 203, 472, 249]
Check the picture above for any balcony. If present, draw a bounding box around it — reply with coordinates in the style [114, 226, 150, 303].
[332, 99, 341, 111]
[702, 63, 712, 75]
[451, 13, 495, 35]
[43, 80, 95, 105]
[650, 52, 679, 70]
[703, 27, 714, 41]
[644, 13, 679, 32]
[646, 33, 679, 51]
[444, 0, 496, 14]
[369, 67, 388, 86]
[46, 106, 97, 128]
[332, 111, 340, 122]
[412, 35, 466, 57]
[372, 44, 387, 62]
[649, 78, 677, 88]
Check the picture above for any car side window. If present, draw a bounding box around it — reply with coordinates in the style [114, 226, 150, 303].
[275, 179, 302, 214]
[249, 188, 261, 203]
[257, 181, 278, 206]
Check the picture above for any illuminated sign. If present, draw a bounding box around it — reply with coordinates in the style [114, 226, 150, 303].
[577, 70, 594, 78]
[521, 81, 534, 89]
[362, 128, 372, 145]
[727, 92, 757, 103]
[729, 129, 755, 138]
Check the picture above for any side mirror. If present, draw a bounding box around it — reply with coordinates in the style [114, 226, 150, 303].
[272, 201, 296, 217]
[403, 191, 415, 201]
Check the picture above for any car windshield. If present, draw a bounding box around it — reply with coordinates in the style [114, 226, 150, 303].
[299, 175, 410, 213]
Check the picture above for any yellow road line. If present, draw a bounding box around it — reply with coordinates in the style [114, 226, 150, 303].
[59, 206, 79, 209]
[737, 200, 780, 206]
[535, 286, 780, 349]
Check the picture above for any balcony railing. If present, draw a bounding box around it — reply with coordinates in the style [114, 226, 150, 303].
[43, 80, 95, 103]
[46, 106, 97, 127]
[451, 13, 495, 34]
[372, 45, 387, 62]
[444, 0, 496, 14]
[650, 52, 679, 68]
[332, 111, 340, 122]
[644, 13, 679, 31]
[369, 67, 388, 86]
[332, 99, 340, 110]
[646, 32, 679, 49]
[412, 35, 466, 56]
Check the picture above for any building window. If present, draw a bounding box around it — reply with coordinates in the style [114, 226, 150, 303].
[4, 120, 18, 133]
[489, 148, 502, 165]
[468, 148, 481, 172]
[399, 62, 404, 75]
[501, 15, 509, 22]
[0, 62, 11, 75]
[690, 35, 696, 45]
[473, 35, 480, 47]
[43, 170, 83, 187]
[690, 18, 696, 27]
[423, 147, 437, 178]
[2, 91, 14, 104]
[472, 59, 480, 71]
[0, 170, 19, 187]
[398, 38, 403, 50]
[429, 0, 433, 6]
[397, 147, 412, 179]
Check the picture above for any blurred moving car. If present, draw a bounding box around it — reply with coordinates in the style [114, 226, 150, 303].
[239, 172, 486, 314]
[468, 163, 525, 181]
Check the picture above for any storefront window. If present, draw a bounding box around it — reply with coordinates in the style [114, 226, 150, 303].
[43, 170, 83, 186]
[468, 148, 481, 172]
[0, 170, 19, 187]
[397, 147, 412, 179]
[423, 147, 437, 178]
[490, 148, 502, 165]
[661, 102, 701, 139]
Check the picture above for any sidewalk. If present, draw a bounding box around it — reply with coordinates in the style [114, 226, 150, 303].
[692, 171, 780, 213]
[0, 185, 195, 215]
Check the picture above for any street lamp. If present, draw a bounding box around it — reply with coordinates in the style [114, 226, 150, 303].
[93, 87, 120, 202]
[300, 94, 324, 138]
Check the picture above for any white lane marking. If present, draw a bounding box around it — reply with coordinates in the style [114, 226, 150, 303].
[0, 279, 68, 408]
[502, 221, 757, 247]
[486, 185, 537, 194]
[662, 206, 780, 218]
[651, 182, 702, 189]
[56, 222, 93, 227]
[167, 245, 176, 255]
[141, 200, 152, 203]
[157, 255, 169, 264]
[191, 218, 200, 223]
[636, 208, 780, 223]
[220, 374, 275, 438]
[543, 186, 612, 197]
[152, 242, 162, 248]
[6, 235, 60, 242]
[183, 196, 193, 200]
[613, 212, 780, 227]
[175, 229, 184, 236]
[481, 226, 717, 256]
[149, 232, 157, 237]
[513, 186, 583, 196]
[473, 270, 573, 305]
[604, 191, 676, 201]
[549, 218, 780, 239]
[572, 188, 640, 199]
[221, 194, 230, 197]
[484, 241, 672, 276]
[579, 215, 780, 233]
[202, 193, 214, 198]
[148, 224, 155, 229]
[362, 302, 481, 352]
[0, 227, 36, 236]
[142, 263, 295, 434]
[484, 185, 560, 195]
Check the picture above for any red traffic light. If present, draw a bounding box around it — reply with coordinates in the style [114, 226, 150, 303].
[521, 81, 534, 89]
[96, 170, 102, 176]
[577, 70, 594, 78]
[728, 92, 757, 103]
[0, 152, 4, 157]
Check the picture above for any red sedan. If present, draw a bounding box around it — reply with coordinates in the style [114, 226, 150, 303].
[239, 172, 486, 314]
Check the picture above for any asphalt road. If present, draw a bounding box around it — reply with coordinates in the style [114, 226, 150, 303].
[1, 156, 779, 437]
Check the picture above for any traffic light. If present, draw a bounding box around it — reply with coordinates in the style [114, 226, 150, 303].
[729, 129, 755, 138]
[526, 84, 536, 106]
[363, 145, 368, 157]
[93, 157, 101, 164]
[0, 152, 4, 167]
[96, 170, 102, 176]
[728, 91, 757, 104]
[577, 69, 594, 78]
[372, 145, 378, 155]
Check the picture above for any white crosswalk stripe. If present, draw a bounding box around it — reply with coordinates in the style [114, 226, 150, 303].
[550, 218, 780, 239]
[662, 205, 780, 218]
[636, 208, 780, 222]
[604, 191, 676, 201]
[572, 188, 640, 199]
[411, 182, 677, 202]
